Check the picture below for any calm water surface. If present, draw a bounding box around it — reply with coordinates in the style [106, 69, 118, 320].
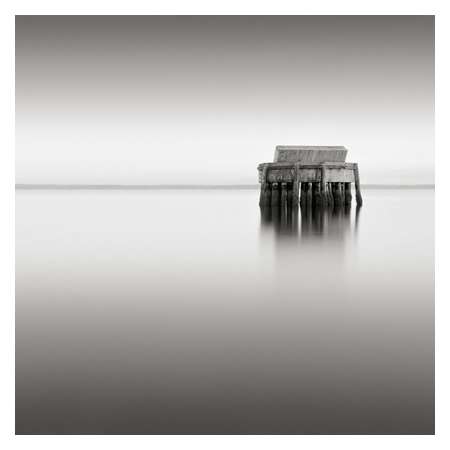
[16, 189, 434, 434]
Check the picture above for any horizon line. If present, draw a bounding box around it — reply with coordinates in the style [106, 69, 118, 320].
[15, 183, 435, 190]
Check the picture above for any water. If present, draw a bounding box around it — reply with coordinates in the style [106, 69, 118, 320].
[15, 189, 434, 434]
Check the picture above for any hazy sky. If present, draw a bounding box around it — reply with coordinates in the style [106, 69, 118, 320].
[16, 16, 434, 185]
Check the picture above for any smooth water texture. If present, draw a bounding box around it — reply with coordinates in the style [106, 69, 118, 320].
[15, 189, 434, 434]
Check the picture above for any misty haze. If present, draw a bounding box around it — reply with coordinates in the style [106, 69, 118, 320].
[15, 15, 434, 435]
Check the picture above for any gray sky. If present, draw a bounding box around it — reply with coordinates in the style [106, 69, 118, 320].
[16, 16, 434, 185]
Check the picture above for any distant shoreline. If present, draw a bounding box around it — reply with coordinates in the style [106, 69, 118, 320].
[15, 184, 435, 190]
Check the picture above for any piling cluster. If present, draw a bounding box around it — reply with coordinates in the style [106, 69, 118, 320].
[259, 181, 357, 209]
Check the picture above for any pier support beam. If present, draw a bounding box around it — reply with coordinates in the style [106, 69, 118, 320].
[259, 183, 266, 206]
[327, 182, 334, 207]
[271, 182, 280, 206]
[321, 166, 328, 207]
[258, 165, 269, 207]
[313, 182, 322, 206]
[353, 164, 363, 206]
[263, 183, 271, 206]
[300, 182, 308, 206]
[333, 182, 343, 206]
[344, 182, 352, 205]
[287, 183, 293, 206]
[291, 181, 299, 206]
[292, 164, 300, 206]
[281, 183, 288, 209]
[306, 182, 313, 206]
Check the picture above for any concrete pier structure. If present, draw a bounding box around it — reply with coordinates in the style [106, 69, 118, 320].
[258, 146, 363, 208]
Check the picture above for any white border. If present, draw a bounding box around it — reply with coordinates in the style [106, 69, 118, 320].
[2, 1, 447, 449]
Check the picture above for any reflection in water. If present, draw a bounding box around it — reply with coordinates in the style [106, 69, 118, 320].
[260, 203, 361, 241]
[16, 190, 434, 434]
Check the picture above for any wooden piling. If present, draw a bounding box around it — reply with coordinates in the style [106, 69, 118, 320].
[271, 182, 280, 206]
[333, 182, 343, 206]
[260, 203, 272, 224]
[292, 164, 300, 206]
[281, 183, 288, 209]
[344, 182, 352, 205]
[263, 183, 271, 206]
[300, 182, 308, 205]
[287, 183, 293, 206]
[291, 181, 298, 206]
[353, 164, 363, 206]
[321, 166, 328, 207]
[306, 182, 313, 206]
[327, 182, 334, 207]
[259, 165, 269, 206]
[259, 182, 266, 206]
[313, 182, 322, 206]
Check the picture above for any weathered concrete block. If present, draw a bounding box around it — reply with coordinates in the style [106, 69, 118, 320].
[274, 146, 348, 163]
